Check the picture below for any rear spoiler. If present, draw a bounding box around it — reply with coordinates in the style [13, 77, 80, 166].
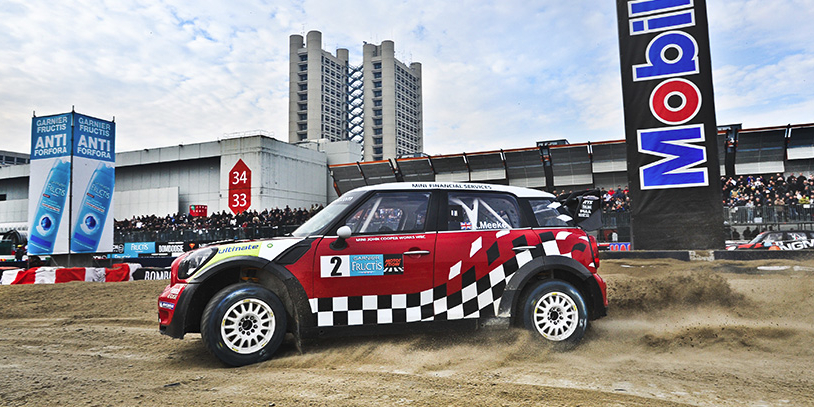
[557, 190, 602, 231]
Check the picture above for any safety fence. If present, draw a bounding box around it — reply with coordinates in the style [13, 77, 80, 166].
[113, 206, 814, 245]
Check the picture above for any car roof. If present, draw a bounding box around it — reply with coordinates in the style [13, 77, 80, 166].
[350, 182, 556, 199]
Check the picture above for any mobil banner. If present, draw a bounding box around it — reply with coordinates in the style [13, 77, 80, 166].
[27, 111, 116, 255]
[28, 113, 73, 255]
[70, 113, 115, 254]
[615, 0, 724, 249]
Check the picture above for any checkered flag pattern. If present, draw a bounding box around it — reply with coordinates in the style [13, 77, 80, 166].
[309, 249, 535, 327]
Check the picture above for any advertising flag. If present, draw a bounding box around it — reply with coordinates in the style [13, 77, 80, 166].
[28, 113, 73, 255]
[616, 0, 724, 249]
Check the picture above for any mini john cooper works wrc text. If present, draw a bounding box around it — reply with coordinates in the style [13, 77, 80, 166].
[158, 182, 608, 366]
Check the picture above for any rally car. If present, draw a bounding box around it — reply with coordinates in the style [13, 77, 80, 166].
[158, 182, 607, 366]
[727, 230, 814, 250]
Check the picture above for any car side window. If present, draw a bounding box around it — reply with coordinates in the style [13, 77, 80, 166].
[763, 232, 783, 244]
[447, 192, 521, 231]
[343, 192, 430, 234]
[529, 198, 570, 227]
[788, 232, 807, 241]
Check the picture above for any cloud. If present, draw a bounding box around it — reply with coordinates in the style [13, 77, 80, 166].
[0, 0, 811, 157]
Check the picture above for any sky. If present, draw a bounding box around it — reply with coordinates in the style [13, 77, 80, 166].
[1, 0, 813, 156]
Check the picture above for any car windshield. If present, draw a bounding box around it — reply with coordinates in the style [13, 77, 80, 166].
[291, 191, 364, 237]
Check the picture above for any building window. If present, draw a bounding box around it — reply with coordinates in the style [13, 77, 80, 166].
[374, 100, 382, 107]
[373, 81, 382, 88]
[299, 64, 307, 71]
[374, 147, 383, 155]
[299, 114, 307, 120]
[373, 109, 382, 116]
[373, 90, 382, 97]
[373, 137, 382, 145]
[374, 128, 383, 135]
[374, 119, 382, 126]
[299, 74, 307, 81]
[373, 62, 381, 70]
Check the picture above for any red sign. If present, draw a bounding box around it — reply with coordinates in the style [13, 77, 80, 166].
[189, 205, 208, 217]
[228, 159, 251, 214]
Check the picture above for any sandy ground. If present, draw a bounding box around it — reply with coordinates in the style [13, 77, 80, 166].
[1, 259, 813, 407]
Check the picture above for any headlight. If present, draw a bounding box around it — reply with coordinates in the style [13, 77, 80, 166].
[177, 247, 217, 280]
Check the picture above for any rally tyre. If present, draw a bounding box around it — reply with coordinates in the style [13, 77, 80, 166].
[522, 279, 588, 349]
[201, 283, 287, 366]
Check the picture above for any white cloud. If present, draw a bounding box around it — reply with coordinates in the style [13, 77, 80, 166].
[0, 0, 811, 156]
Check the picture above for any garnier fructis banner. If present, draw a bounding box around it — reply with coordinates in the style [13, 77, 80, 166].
[70, 113, 115, 254]
[28, 113, 73, 255]
[27, 111, 115, 255]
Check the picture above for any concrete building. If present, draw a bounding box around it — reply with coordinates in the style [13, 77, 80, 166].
[0, 134, 333, 233]
[362, 41, 423, 161]
[289, 31, 350, 144]
[288, 31, 423, 161]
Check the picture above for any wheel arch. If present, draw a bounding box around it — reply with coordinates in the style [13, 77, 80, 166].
[498, 256, 605, 324]
[183, 256, 311, 338]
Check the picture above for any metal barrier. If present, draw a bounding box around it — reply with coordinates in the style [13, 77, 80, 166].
[115, 225, 299, 244]
[113, 205, 814, 244]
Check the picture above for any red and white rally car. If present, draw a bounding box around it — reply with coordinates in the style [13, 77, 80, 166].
[158, 182, 608, 366]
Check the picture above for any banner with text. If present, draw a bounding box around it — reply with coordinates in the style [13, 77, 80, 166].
[616, 0, 724, 249]
[28, 113, 73, 255]
[27, 111, 115, 255]
[70, 113, 115, 254]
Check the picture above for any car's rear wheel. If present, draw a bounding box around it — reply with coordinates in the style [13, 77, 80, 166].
[522, 279, 588, 348]
[201, 283, 287, 366]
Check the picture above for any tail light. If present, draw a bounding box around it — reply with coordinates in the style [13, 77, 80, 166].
[588, 234, 600, 269]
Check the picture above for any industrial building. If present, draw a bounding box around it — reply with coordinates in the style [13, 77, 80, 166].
[328, 123, 814, 195]
[0, 134, 361, 233]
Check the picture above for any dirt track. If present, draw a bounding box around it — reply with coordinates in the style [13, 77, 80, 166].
[1, 259, 813, 406]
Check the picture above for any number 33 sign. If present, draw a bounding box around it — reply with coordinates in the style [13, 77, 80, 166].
[228, 159, 251, 214]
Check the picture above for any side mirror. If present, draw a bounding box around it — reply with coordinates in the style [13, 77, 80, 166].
[331, 225, 352, 250]
[337, 225, 352, 239]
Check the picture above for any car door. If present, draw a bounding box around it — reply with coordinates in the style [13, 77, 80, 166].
[312, 190, 436, 326]
[433, 191, 541, 320]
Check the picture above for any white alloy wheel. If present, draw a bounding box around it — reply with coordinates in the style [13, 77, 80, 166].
[221, 298, 276, 354]
[531, 292, 579, 341]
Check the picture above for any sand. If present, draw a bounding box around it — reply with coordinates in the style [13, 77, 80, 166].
[1, 258, 813, 406]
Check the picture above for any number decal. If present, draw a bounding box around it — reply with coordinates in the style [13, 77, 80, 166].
[231, 170, 248, 185]
[231, 193, 247, 207]
[320, 255, 349, 277]
[330, 256, 342, 276]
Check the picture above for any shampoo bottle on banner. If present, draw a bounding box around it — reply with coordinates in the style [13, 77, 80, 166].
[29, 159, 71, 254]
[71, 162, 114, 252]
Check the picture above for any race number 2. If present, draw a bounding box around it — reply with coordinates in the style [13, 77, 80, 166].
[320, 255, 349, 277]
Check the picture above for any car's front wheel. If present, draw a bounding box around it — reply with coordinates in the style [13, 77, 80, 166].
[522, 279, 588, 348]
[201, 283, 287, 366]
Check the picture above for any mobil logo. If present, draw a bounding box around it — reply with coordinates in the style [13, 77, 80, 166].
[626, 0, 710, 190]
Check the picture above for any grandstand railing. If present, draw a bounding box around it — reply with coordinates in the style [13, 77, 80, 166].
[115, 225, 299, 244]
[113, 205, 814, 244]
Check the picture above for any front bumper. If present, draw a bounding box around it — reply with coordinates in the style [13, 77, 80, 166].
[158, 282, 198, 339]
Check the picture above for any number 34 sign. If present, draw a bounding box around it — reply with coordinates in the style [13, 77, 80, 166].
[228, 159, 251, 214]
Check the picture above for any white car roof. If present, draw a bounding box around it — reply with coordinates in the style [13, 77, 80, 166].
[350, 182, 556, 199]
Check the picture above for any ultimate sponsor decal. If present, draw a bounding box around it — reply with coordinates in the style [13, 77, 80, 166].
[320, 254, 405, 277]
[217, 243, 260, 255]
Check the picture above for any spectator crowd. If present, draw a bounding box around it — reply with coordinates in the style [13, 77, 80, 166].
[722, 173, 814, 208]
[115, 205, 323, 232]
